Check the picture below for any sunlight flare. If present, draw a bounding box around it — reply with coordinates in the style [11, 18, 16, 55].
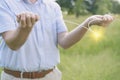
[90, 27, 105, 41]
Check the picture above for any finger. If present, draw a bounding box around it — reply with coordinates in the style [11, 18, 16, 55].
[31, 14, 36, 24]
[20, 13, 26, 28]
[17, 15, 21, 23]
[103, 15, 113, 21]
[35, 14, 40, 21]
[26, 14, 32, 27]
[108, 15, 114, 21]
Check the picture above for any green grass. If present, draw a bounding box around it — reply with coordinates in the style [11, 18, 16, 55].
[0, 15, 120, 80]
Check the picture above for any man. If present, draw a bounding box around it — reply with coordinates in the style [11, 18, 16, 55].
[0, 0, 113, 80]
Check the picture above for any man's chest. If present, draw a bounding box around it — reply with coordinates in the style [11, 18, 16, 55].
[4, 0, 57, 32]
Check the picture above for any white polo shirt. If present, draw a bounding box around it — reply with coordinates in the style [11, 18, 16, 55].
[0, 0, 67, 72]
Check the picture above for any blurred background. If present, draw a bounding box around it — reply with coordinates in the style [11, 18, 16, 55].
[0, 0, 120, 80]
[56, 0, 120, 16]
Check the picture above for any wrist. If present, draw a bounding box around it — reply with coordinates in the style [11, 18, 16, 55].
[82, 18, 91, 28]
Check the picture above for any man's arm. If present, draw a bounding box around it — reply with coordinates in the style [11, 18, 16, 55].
[2, 12, 39, 50]
[58, 15, 113, 49]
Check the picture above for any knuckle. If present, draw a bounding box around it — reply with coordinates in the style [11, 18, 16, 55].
[26, 15, 31, 18]
[21, 17, 25, 21]
[31, 15, 35, 20]
[26, 13, 31, 18]
[35, 15, 40, 21]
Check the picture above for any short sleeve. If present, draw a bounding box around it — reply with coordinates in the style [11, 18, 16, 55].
[54, 2, 68, 33]
[0, 0, 16, 36]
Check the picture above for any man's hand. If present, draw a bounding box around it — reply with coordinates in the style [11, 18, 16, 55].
[17, 12, 40, 29]
[2, 12, 40, 50]
[58, 14, 114, 49]
[85, 14, 113, 28]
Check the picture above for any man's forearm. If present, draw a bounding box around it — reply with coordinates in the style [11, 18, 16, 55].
[58, 23, 88, 49]
[2, 26, 32, 50]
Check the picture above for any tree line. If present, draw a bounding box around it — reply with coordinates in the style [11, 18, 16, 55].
[56, 0, 120, 17]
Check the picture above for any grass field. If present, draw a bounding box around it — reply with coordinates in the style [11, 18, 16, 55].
[0, 15, 120, 80]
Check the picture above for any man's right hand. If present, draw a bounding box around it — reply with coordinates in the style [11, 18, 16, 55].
[2, 12, 40, 50]
[17, 12, 40, 29]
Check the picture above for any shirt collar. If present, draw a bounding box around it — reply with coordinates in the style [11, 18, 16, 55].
[16, 0, 44, 4]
